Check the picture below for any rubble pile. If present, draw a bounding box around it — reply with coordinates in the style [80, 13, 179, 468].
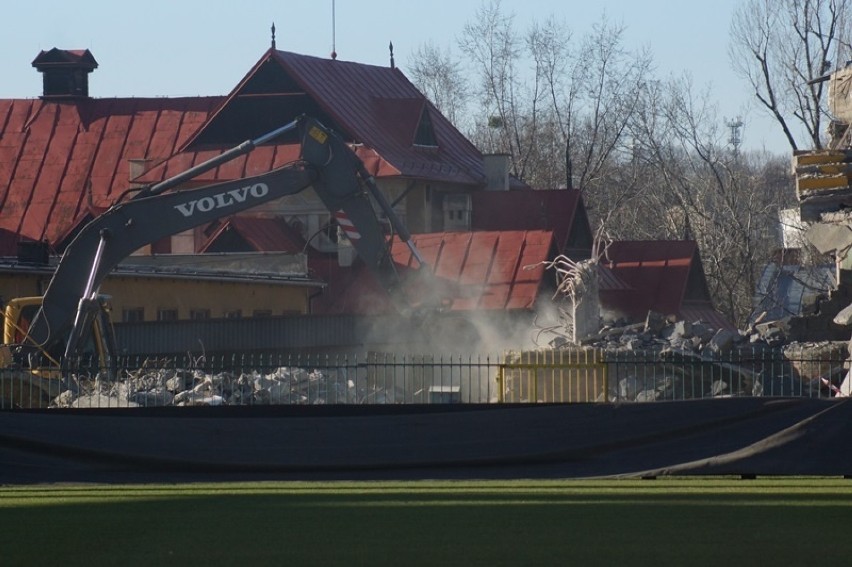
[54, 366, 395, 408]
[610, 348, 763, 402]
[42, 303, 851, 408]
[559, 311, 775, 355]
[542, 311, 847, 401]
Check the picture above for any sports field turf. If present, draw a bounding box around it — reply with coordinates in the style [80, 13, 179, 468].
[1, 478, 851, 566]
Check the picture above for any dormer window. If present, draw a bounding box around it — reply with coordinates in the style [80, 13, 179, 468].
[414, 108, 438, 147]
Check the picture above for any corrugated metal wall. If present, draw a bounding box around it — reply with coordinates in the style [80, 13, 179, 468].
[113, 310, 535, 359]
[113, 314, 422, 356]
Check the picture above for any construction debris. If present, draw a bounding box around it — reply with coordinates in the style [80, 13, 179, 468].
[793, 149, 852, 221]
[39, 242, 852, 408]
[52, 366, 394, 408]
[529, 255, 600, 343]
[523, 244, 848, 400]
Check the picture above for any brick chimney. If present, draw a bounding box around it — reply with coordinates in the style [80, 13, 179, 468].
[31, 48, 98, 98]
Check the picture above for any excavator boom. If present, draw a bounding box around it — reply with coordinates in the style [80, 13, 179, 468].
[25, 116, 417, 358]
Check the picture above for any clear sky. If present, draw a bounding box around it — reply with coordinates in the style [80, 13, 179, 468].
[1, 0, 786, 153]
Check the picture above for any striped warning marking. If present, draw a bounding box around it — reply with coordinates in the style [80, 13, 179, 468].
[334, 209, 361, 240]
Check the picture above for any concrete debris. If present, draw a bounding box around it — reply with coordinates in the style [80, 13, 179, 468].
[53, 390, 75, 407]
[589, 353, 760, 403]
[532, 256, 835, 399]
[691, 322, 717, 343]
[131, 388, 174, 406]
[661, 320, 692, 342]
[706, 329, 739, 356]
[533, 305, 851, 400]
[840, 371, 852, 397]
[782, 341, 849, 378]
[573, 311, 754, 358]
[819, 209, 852, 223]
[73, 393, 138, 408]
[49, 366, 399, 408]
[165, 371, 196, 393]
[805, 223, 852, 255]
[618, 376, 643, 400]
[833, 301, 852, 326]
[752, 319, 789, 347]
[644, 310, 667, 335]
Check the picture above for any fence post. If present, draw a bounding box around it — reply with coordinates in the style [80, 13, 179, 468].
[497, 358, 505, 403]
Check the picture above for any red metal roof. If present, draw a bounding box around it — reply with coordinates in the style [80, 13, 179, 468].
[1, 47, 501, 251]
[272, 50, 485, 185]
[137, 49, 488, 186]
[471, 189, 589, 254]
[0, 97, 222, 245]
[312, 230, 554, 315]
[600, 240, 711, 319]
[596, 264, 633, 291]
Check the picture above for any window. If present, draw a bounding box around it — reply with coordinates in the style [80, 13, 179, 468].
[442, 193, 471, 231]
[122, 308, 144, 323]
[414, 109, 438, 147]
[252, 309, 273, 318]
[224, 309, 242, 319]
[157, 308, 178, 321]
[189, 309, 210, 320]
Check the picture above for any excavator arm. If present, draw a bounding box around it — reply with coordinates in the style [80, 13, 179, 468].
[25, 116, 423, 358]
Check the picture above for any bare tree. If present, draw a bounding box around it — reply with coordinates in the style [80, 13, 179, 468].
[730, 0, 852, 150]
[562, 17, 651, 193]
[458, 0, 540, 181]
[621, 74, 794, 325]
[453, 3, 651, 191]
[407, 41, 470, 127]
[406, 0, 796, 326]
[526, 15, 574, 188]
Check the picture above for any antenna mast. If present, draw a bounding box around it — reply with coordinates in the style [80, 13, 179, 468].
[331, 0, 337, 60]
[727, 117, 743, 156]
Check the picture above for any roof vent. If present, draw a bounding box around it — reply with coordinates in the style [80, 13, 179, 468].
[31, 48, 98, 99]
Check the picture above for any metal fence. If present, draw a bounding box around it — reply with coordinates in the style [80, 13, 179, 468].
[0, 346, 848, 409]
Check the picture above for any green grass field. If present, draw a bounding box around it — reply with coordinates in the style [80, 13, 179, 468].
[1, 478, 851, 566]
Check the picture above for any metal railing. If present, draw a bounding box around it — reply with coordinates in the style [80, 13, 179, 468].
[0, 346, 848, 409]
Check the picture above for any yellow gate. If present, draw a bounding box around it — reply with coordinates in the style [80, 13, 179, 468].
[497, 349, 608, 403]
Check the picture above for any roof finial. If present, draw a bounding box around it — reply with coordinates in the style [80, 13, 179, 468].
[271, 22, 276, 49]
[389, 41, 395, 69]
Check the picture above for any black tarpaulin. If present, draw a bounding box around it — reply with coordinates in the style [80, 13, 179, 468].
[1, 397, 850, 483]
